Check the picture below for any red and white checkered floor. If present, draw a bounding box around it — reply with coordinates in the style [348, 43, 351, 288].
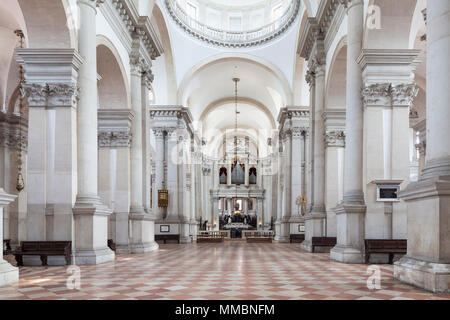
[1, 242, 449, 300]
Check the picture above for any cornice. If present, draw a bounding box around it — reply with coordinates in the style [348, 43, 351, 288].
[103, 0, 163, 60]
[298, 0, 342, 59]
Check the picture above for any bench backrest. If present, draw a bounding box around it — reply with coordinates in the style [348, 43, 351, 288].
[365, 239, 407, 250]
[20, 241, 71, 252]
[311, 237, 337, 246]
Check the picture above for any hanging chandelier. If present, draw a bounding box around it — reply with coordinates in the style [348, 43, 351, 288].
[14, 29, 25, 192]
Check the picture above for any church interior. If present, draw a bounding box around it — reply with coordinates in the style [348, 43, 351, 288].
[0, 0, 449, 301]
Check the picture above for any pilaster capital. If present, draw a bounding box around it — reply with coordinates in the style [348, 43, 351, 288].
[292, 127, 306, 138]
[152, 128, 165, 138]
[98, 130, 132, 148]
[20, 83, 47, 107]
[324, 130, 346, 148]
[391, 83, 418, 106]
[21, 82, 79, 108]
[362, 83, 418, 107]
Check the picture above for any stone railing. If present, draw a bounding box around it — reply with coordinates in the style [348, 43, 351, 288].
[165, 0, 301, 48]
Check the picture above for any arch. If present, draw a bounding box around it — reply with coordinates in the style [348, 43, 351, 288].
[199, 97, 276, 128]
[96, 35, 130, 110]
[178, 52, 293, 108]
[18, 0, 74, 48]
[363, 0, 417, 49]
[152, 3, 177, 104]
[325, 36, 347, 109]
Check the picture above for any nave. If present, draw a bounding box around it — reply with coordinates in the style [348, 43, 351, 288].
[1, 243, 449, 300]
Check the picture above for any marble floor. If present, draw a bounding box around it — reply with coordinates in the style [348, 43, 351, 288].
[1, 242, 449, 300]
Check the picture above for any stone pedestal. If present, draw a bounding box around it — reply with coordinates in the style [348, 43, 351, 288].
[394, 178, 450, 292]
[130, 213, 159, 253]
[300, 214, 327, 252]
[0, 189, 18, 287]
[330, 204, 366, 263]
[72, 196, 115, 265]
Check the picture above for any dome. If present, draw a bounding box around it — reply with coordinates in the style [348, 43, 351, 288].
[166, 0, 301, 47]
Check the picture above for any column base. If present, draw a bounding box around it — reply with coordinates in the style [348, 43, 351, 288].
[394, 256, 450, 293]
[0, 261, 18, 287]
[73, 195, 115, 265]
[115, 245, 131, 254]
[301, 212, 326, 252]
[130, 241, 159, 254]
[72, 248, 115, 265]
[180, 222, 192, 243]
[130, 212, 158, 252]
[276, 220, 290, 243]
[331, 202, 366, 263]
[330, 245, 365, 263]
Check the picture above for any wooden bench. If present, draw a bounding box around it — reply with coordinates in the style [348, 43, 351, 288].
[13, 241, 71, 266]
[311, 237, 337, 253]
[246, 231, 273, 243]
[290, 234, 305, 243]
[197, 231, 225, 243]
[365, 239, 407, 264]
[155, 234, 180, 244]
[108, 239, 116, 252]
[3, 239, 12, 255]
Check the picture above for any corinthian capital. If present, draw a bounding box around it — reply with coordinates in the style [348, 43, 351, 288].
[391, 83, 418, 106]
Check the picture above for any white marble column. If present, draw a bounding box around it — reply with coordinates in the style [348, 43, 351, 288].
[331, 0, 366, 263]
[129, 58, 157, 253]
[190, 149, 198, 238]
[153, 129, 165, 219]
[227, 197, 232, 215]
[395, 0, 450, 293]
[274, 142, 283, 240]
[301, 62, 327, 252]
[279, 131, 291, 242]
[72, 0, 114, 265]
[0, 189, 17, 287]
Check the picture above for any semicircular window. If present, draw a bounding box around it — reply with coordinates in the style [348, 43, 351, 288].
[165, 0, 301, 48]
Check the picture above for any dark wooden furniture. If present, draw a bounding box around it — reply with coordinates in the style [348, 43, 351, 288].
[290, 234, 305, 243]
[246, 231, 273, 243]
[3, 239, 12, 255]
[311, 237, 337, 252]
[197, 231, 225, 243]
[365, 239, 407, 264]
[13, 241, 71, 266]
[108, 239, 116, 252]
[155, 234, 180, 244]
